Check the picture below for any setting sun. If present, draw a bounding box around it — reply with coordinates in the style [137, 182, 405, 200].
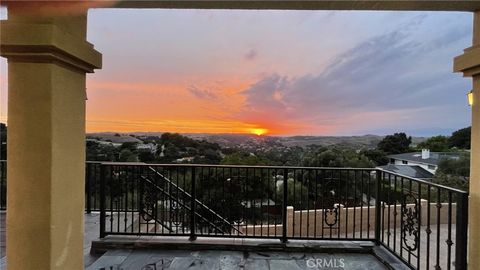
[250, 128, 268, 136]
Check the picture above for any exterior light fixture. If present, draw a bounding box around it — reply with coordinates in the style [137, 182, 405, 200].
[467, 90, 473, 106]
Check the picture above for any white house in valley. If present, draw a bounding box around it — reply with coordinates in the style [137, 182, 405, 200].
[385, 149, 461, 175]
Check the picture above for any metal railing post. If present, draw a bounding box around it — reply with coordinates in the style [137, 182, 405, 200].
[189, 166, 197, 241]
[455, 192, 469, 269]
[282, 168, 288, 243]
[374, 169, 382, 244]
[99, 163, 106, 238]
[0, 160, 6, 210]
[86, 162, 92, 214]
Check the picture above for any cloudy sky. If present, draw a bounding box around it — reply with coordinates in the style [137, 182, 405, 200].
[0, 9, 474, 136]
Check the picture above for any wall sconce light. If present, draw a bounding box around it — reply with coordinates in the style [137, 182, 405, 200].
[467, 90, 473, 106]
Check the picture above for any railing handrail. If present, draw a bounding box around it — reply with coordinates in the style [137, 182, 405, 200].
[97, 161, 377, 171]
[378, 168, 469, 194]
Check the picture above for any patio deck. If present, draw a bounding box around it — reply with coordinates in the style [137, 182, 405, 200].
[0, 212, 102, 269]
[86, 248, 393, 270]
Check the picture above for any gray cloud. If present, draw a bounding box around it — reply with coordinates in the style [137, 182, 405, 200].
[187, 85, 217, 100]
[244, 49, 258, 61]
[239, 16, 472, 135]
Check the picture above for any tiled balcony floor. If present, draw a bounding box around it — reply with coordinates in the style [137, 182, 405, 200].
[0, 212, 397, 270]
[86, 249, 390, 270]
[0, 212, 103, 269]
[0, 212, 4, 266]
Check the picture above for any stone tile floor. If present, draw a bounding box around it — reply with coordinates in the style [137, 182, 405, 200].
[0, 212, 4, 268]
[86, 249, 389, 270]
[0, 212, 103, 269]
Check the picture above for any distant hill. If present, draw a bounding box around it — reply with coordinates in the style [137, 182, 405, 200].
[188, 133, 274, 147]
[87, 132, 427, 149]
[87, 132, 142, 144]
[279, 135, 383, 148]
[280, 135, 426, 148]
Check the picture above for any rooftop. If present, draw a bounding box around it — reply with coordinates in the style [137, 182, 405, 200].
[387, 152, 461, 166]
[377, 164, 434, 179]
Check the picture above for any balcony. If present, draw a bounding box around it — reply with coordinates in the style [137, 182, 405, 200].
[0, 161, 468, 269]
[0, 1, 479, 269]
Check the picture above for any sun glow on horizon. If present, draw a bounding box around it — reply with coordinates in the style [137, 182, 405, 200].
[250, 128, 268, 136]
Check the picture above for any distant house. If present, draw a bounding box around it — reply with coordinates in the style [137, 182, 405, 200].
[136, 143, 157, 153]
[86, 138, 122, 148]
[384, 149, 460, 175]
[241, 199, 276, 209]
[173, 156, 195, 163]
[377, 164, 434, 180]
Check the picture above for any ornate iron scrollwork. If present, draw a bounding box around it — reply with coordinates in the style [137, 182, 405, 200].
[232, 217, 244, 225]
[323, 180, 339, 228]
[401, 194, 420, 252]
[324, 205, 339, 227]
[170, 201, 183, 226]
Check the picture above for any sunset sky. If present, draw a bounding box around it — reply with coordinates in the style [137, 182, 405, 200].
[0, 9, 474, 136]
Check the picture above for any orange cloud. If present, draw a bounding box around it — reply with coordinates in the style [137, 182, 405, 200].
[85, 78, 290, 134]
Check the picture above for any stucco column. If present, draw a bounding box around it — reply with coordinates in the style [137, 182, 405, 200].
[454, 10, 480, 270]
[0, 3, 101, 270]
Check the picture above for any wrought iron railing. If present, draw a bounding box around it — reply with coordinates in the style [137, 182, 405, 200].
[0, 160, 5, 210]
[97, 163, 469, 270]
[0, 160, 470, 269]
[377, 170, 469, 270]
[85, 161, 102, 212]
[98, 164, 379, 240]
[0, 160, 103, 212]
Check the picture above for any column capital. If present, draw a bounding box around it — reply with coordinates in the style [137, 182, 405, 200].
[454, 11, 480, 77]
[0, 20, 102, 73]
[454, 45, 480, 77]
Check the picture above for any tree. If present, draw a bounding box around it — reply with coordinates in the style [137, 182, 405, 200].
[361, 149, 389, 166]
[86, 140, 120, 161]
[119, 149, 137, 162]
[377, 133, 412, 154]
[162, 145, 181, 161]
[436, 154, 470, 179]
[303, 148, 375, 168]
[276, 179, 309, 209]
[221, 151, 272, 166]
[120, 141, 138, 151]
[195, 148, 222, 164]
[448, 127, 471, 149]
[138, 151, 155, 162]
[160, 132, 198, 149]
[417, 135, 449, 152]
[259, 146, 304, 166]
[433, 154, 470, 192]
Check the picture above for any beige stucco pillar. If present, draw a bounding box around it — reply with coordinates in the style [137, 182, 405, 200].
[0, 3, 101, 270]
[454, 10, 480, 270]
